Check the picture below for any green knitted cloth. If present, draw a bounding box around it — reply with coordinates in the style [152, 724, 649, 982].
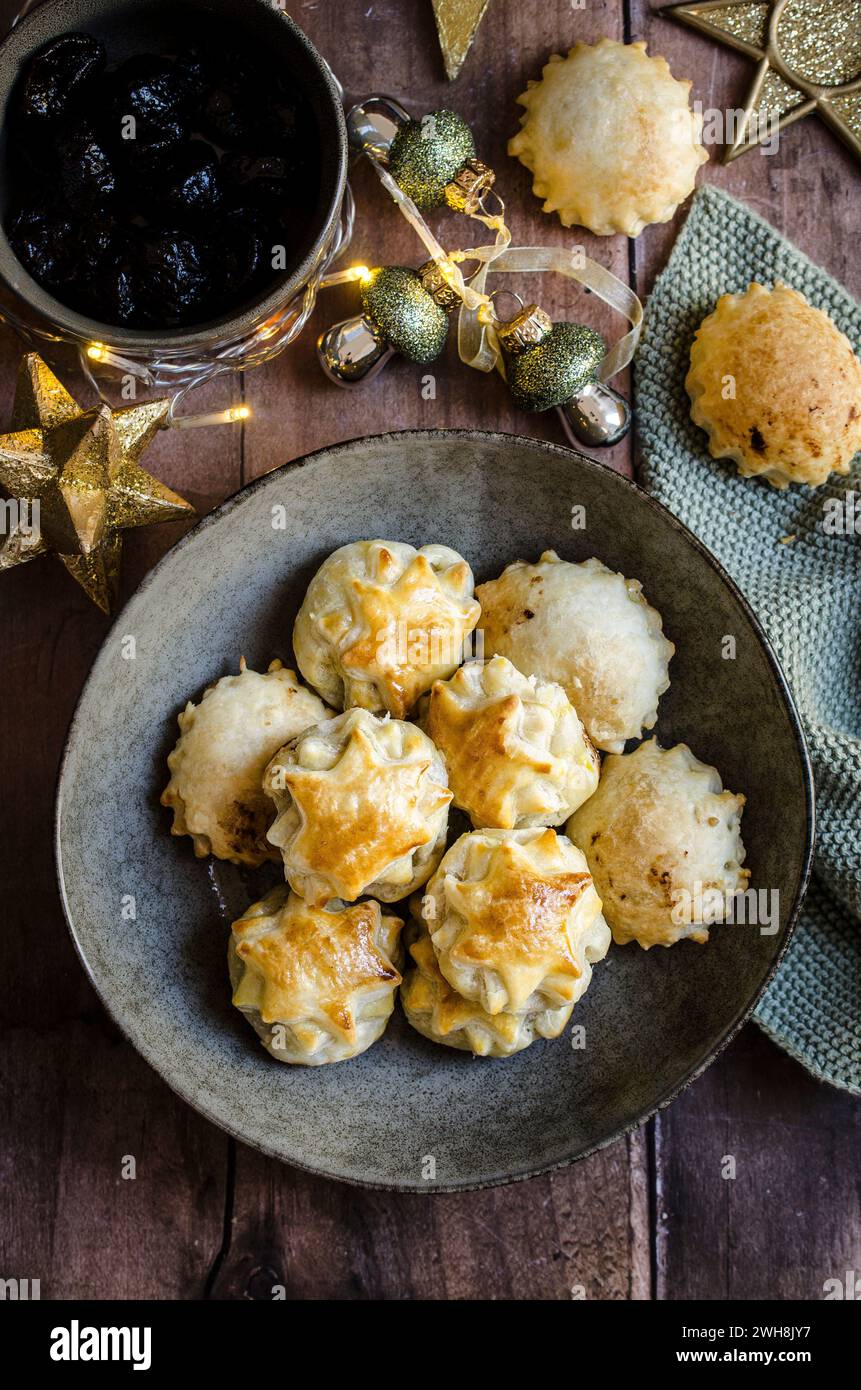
[635, 185, 861, 1095]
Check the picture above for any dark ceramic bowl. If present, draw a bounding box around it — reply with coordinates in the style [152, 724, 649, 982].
[0, 0, 347, 350]
[55, 431, 814, 1191]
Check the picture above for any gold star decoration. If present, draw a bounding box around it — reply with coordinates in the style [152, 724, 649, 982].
[234, 898, 402, 1041]
[431, 0, 492, 80]
[0, 353, 193, 613]
[282, 721, 452, 902]
[665, 0, 861, 163]
[446, 835, 590, 1012]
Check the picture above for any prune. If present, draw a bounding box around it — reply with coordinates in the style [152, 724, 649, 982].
[58, 123, 116, 212]
[213, 208, 271, 304]
[135, 229, 212, 324]
[9, 202, 114, 289]
[17, 33, 105, 122]
[112, 55, 192, 124]
[221, 152, 293, 211]
[96, 259, 143, 326]
[134, 141, 222, 222]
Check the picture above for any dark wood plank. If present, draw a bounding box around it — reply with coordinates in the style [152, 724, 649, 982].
[209, 1126, 650, 1301]
[630, 0, 861, 1302]
[654, 1027, 861, 1300]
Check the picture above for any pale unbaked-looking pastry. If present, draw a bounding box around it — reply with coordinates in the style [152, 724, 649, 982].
[567, 738, 749, 950]
[228, 885, 403, 1065]
[509, 39, 707, 237]
[422, 655, 599, 829]
[263, 707, 452, 905]
[400, 919, 576, 1058]
[293, 539, 481, 719]
[421, 826, 610, 1016]
[161, 659, 332, 867]
[686, 282, 861, 489]
[476, 551, 673, 755]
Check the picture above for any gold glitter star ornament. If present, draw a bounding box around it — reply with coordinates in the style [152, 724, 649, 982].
[665, 0, 861, 164]
[0, 353, 193, 612]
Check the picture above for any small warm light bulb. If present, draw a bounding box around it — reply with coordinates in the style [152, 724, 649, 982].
[172, 404, 252, 430]
[356, 264, 373, 285]
[87, 342, 107, 362]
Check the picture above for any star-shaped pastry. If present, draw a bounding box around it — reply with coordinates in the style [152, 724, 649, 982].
[340, 548, 479, 717]
[0, 354, 193, 612]
[280, 720, 452, 902]
[665, 0, 861, 164]
[234, 897, 401, 1043]
[428, 685, 554, 827]
[444, 832, 591, 1011]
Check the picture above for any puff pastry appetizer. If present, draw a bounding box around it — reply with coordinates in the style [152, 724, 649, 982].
[422, 655, 599, 829]
[476, 551, 673, 754]
[509, 40, 707, 237]
[567, 738, 749, 949]
[229, 886, 403, 1065]
[421, 827, 610, 1016]
[401, 918, 576, 1057]
[293, 539, 481, 719]
[686, 282, 861, 489]
[161, 659, 332, 867]
[263, 707, 452, 905]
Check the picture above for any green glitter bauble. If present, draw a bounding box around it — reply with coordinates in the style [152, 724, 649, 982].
[505, 322, 606, 412]
[361, 266, 449, 363]
[387, 110, 476, 211]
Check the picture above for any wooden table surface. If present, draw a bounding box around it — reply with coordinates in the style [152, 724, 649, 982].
[2, 0, 860, 1301]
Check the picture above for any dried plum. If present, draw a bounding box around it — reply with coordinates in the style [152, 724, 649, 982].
[133, 141, 222, 222]
[213, 207, 271, 304]
[9, 202, 114, 289]
[16, 33, 105, 123]
[221, 152, 294, 211]
[112, 55, 192, 124]
[136, 229, 212, 325]
[58, 123, 116, 212]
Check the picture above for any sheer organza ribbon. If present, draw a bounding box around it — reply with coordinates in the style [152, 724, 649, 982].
[367, 156, 642, 385]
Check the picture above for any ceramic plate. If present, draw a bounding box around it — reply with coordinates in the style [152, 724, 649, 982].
[55, 431, 814, 1191]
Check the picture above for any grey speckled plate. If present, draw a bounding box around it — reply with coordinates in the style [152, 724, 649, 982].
[55, 431, 814, 1192]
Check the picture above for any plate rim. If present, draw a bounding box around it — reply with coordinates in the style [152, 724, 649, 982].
[54, 428, 817, 1192]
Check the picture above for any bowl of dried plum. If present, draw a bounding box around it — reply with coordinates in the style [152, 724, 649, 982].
[0, 0, 347, 347]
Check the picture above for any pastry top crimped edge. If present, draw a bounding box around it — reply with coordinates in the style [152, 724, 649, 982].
[508, 39, 707, 237]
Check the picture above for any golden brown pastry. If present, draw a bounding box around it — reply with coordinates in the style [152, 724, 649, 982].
[509, 39, 707, 236]
[293, 539, 481, 718]
[686, 282, 861, 488]
[567, 738, 749, 949]
[400, 919, 576, 1057]
[263, 707, 452, 905]
[476, 551, 673, 754]
[422, 655, 599, 828]
[161, 659, 332, 867]
[229, 886, 403, 1064]
[421, 827, 610, 1015]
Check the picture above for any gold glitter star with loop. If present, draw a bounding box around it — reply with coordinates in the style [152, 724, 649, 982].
[0, 353, 193, 612]
[666, 0, 861, 163]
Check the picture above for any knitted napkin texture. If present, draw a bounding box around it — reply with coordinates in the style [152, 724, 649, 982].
[635, 184, 860, 1094]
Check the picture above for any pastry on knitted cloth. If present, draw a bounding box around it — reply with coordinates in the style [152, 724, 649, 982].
[508, 39, 707, 237]
[686, 282, 861, 489]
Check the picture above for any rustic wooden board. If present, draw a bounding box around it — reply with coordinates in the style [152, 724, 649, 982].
[0, 0, 859, 1301]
